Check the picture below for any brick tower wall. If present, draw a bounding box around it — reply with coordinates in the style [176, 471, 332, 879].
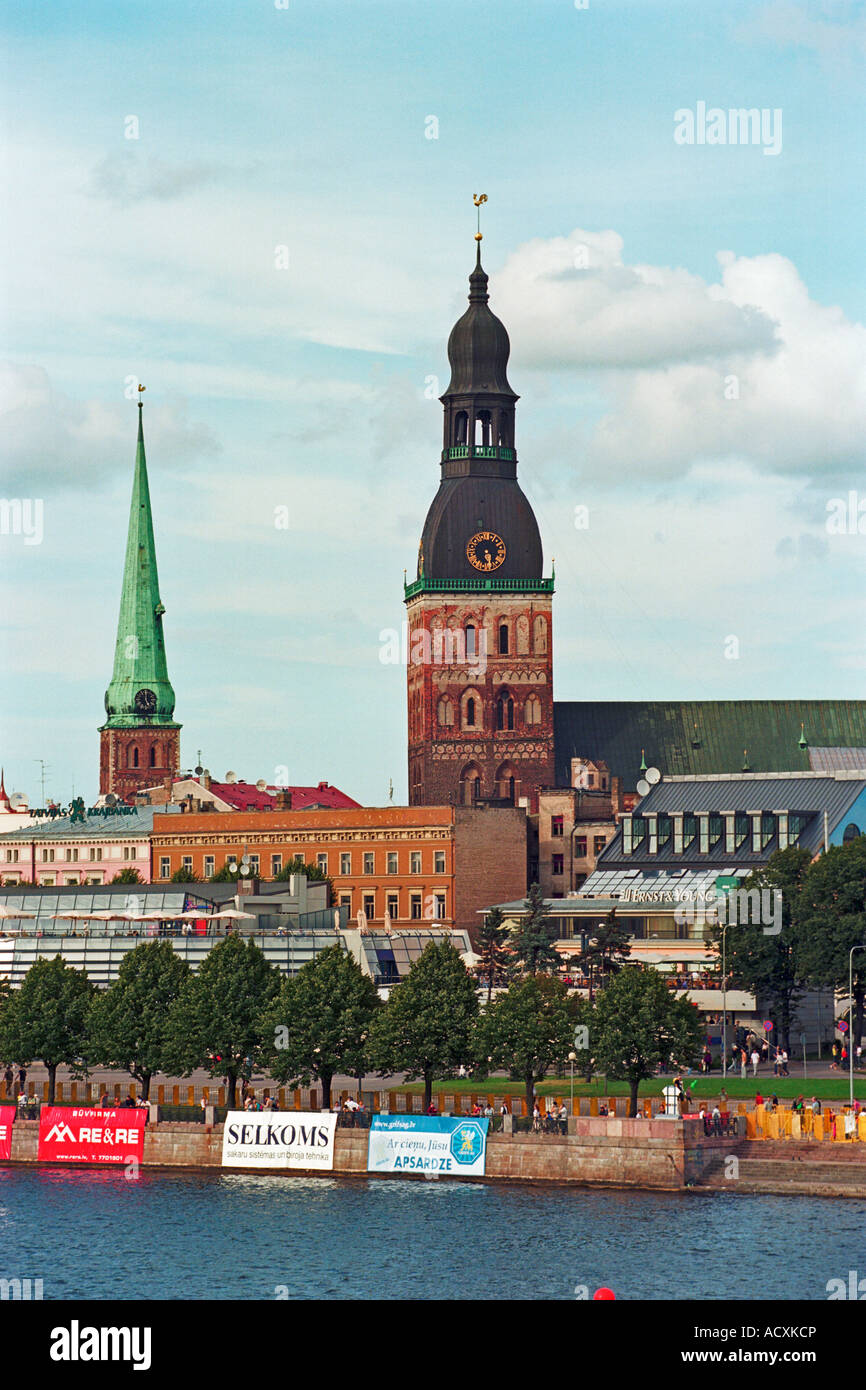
[407, 592, 554, 813]
[100, 727, 181, 802]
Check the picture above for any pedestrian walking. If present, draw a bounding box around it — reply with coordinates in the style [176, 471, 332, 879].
[750, 1048, 760, 1077]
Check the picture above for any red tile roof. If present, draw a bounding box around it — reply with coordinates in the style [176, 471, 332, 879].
[182, 779, 360, 812]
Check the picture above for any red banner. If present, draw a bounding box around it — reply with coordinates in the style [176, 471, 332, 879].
[0, 1106, 14, 1161]
[37, 1107, 147, 1165]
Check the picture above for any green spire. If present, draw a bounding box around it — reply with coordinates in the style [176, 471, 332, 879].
[100, 399, 179, 731]
[639, 748, 647, 773]
[799, 722, 808, 750]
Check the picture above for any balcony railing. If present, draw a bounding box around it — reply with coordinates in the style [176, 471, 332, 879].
[405, 576, 554, 599]
[441, 445, 515, 462]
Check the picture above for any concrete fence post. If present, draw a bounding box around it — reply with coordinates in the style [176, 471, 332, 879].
[148, 1103, 160, 1126]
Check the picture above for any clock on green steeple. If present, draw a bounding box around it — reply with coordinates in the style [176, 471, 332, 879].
[99, 394, 181, 799]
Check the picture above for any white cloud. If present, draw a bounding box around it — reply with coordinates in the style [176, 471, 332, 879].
[493, 232, 866, 482]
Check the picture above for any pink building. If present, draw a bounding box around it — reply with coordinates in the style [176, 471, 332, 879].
[0, 806, 170, 886]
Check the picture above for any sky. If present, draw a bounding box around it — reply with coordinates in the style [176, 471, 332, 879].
[1, 0, 865, 807]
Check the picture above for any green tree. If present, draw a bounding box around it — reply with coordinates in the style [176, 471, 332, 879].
[170, 866, 201, 883]
[475, 973, 575, 1115]
[0, 957, 96, 1102]
[368, 940, 478, 1110]
[712, 847, 811, 1053]
[512, 882, 559, 975]
[111, 867, 143, 885]
[165, 935, 280, 1108]
[589, 967, 704, 1117]
[89, 941, 192, 1100]
[209, 863, 241, 883]
[262, 944, 380, 1108]
[799, 837, 866, 1048]
[478, 906, 510, 1003]
[274, 857, 333, 904]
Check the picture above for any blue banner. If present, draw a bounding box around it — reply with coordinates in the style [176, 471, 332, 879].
[368, 1114, 489, 1176]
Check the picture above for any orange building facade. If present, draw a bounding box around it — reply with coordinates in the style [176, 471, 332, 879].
[150, 804, 528, 939]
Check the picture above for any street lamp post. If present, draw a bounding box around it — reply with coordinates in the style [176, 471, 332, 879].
[849, 946, 866, 1111]
[720, 921, 729, 1080]
[569, 1051, 576, 1111]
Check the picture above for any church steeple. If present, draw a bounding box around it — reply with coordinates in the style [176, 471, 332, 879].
[102, 395, 177, 728]
[99, 392, 181, 800]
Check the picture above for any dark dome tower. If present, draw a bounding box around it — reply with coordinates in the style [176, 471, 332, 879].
[406, 228, 555, 811]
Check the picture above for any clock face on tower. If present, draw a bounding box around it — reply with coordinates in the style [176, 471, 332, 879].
[466, 531, 506, 572]
[134, 687, 157, 716]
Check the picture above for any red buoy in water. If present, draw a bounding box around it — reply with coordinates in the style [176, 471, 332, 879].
[593, 1287, 616, 1300]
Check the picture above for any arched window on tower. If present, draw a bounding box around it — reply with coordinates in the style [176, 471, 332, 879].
[466, 697, 476, 728]
[497, 411, 512, 448]
[496, 694, 515, 731]
[498, 623, 510, 656]
[150, 745, 157, 768]
[454, 411, 468, 446]
[524, 694, 541, 726]
[437, 697, 454, 728]
[460, 763, 483, 805]
[495, 762, 518, 803]
[130, 746, 139, 769]
[465, 624, 477, 660]
[533, 615, 548, 654]
[474, 411, 492, 447]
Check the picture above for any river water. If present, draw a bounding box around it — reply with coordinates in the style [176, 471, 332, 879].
[1, 1167, 863, 1300]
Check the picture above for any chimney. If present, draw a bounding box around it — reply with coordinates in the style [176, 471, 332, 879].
[274, 789, 293, 810]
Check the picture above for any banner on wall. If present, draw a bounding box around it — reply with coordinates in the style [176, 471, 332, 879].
[0, 1106, 15, 1161]
[368, 1115, 489, 1177]
[37, 1107, 147, 1165]
[221, 1111, 337, 1170]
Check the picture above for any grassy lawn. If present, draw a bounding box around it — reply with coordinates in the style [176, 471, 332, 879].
[395, 1075, 866, 1102]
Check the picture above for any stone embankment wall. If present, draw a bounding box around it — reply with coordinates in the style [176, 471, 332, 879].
[7, 1118, 866, 1195]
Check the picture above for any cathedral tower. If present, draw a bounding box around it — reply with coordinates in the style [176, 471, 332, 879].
[99, 395, 181, 800]
[406, 227, 555, 811]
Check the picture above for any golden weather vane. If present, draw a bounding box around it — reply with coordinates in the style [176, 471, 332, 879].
[473, 193, 487, 242]
[137, 383, 146, 408]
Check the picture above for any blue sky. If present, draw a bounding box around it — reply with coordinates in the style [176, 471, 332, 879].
[1, 0, 865, 806]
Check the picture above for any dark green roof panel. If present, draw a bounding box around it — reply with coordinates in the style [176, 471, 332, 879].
[554, 701, 866, 786]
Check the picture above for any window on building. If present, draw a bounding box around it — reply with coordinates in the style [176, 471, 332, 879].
[524, 694, 541, 725]
[340, 852, 351, 875]
[132, 747, 139, 768]
[89, 847, 102, 862]
[386, 893, 399, 920]
[65, 876, 78, 886]
[159, 857, 170, 879]
[574, 837, 587, 858]
[437, 697, 454, 727]
[587, 773, 595, 787]
[249, 855, 260, 875]
[593, 836, 606, 856]
[5, 849, 18, 863]
[434, 850, 446, 873]
[410, 850, 422, 874]
[551, 815, 564, 837]
[271, 854, 282, 876]
[410, 892, 422, 920]
[339, 893, 351, 910]
[434, 893, 446, 919]
[363, 893, 375, 919]
[552, 854, 564, 875]
[42, 876, 55, 886]
[68, 848, 79, 862]
[316, 853, 328, 873]
[387, 851, 398, 875]
[363, 852, 374, 875]
[498, 624, 509, 655]
[496, 695, 514, 731]
[204, 856, 215, 878]
[182, 856, 193, 873]
[150, 746, 157, 767]
[465, 625, 477, 659]
[465, 697, 476, 728]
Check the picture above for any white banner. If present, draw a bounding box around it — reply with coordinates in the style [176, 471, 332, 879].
[221, 1111, 337, 1170]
